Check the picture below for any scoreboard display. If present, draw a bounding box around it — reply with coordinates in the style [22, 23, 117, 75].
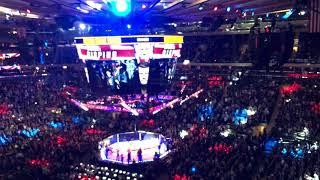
[74, 35, 184, 94]
[74, 35, 183, 61]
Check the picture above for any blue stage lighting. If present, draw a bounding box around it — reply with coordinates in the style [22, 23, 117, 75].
[191, 166, 196, 173]
[227, 7, 231, 12]
[110, 0, 131, 17]
[282, 9, 293, 19]
[79, 23, 86, 30]
[127, 24, 131, 29]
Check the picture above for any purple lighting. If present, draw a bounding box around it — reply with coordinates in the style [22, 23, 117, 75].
[64, 89, 203, 115]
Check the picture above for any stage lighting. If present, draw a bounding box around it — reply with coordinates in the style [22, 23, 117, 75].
[110, 0, 132, 17]
[142, 4, 146, 9]
[246, 106, 256, 116]
[220, 129, 232, 137]
[198, 5, 204, 11]
[298, 10, 306, 16]
[243, 12, 247, 17]
[79, 23, 86, 30]
[191, 166, 196, 173]
[127, 24, 131, 29]
[77, 7, 89, 14]
[213, 6, 218, 11]
[86, 1, 102, 10]
[227, 7, 231, 12]
[182, 59, 190, 65]
[282, 9, 293, 19]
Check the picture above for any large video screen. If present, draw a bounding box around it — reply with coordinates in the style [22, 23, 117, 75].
[86, 58, 176, 94]
[75, 36, 183, 94]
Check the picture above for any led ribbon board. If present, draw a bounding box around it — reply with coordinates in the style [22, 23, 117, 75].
[74, 35, 184, 61]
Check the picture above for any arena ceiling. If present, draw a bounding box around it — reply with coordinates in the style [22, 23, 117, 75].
[0, 0, 295, 21]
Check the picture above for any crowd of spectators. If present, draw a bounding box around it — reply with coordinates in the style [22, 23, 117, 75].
[272, 78, 320, 138]
[0, 66, 319, 180]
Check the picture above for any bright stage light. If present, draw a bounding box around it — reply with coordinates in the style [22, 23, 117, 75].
[142, 4, 147, 9]
[79, 23, 86, 30]
[77, 7, 89, 14]
[220, 129, 232, 137]
[183, 59, 190, 65]
[299, 10, 306, 16]
[243, 12, 247, 17]
[110, 0, 131, 17]
[191, 166, 196, 173]
[127, 24, 131, 29]
[179, 130, 188, 139]
[282, 9, 293, 19]
[227, 7, 231, 12]
[198, 5, 204, 11]
[86, 1, 102, 10]
[116, 0, 127, 12]
[246, 106, 256, 116]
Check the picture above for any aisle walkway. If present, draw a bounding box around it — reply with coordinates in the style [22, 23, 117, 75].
[266, 92, 283, 134]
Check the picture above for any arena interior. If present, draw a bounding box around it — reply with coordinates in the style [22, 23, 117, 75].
[0, 0, 320, 179]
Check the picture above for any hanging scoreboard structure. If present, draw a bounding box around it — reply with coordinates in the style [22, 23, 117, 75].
[74, 35, 183, 61]
[74, 35, 184, 94]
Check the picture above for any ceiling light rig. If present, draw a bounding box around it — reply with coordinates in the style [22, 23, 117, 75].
[109, 0, 132, 17]
[76, 6, 89, 14]
[0, 6, 39, 19]
[298, 10, 306, 16]
[86, 1, 103, 10]
[198, 4, 204, 11]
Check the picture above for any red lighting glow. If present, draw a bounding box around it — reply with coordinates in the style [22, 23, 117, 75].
[280, 83, 301, 95]
[288, 73, 320, 78]
[311, 103, 320, 114]
[213, 6, 218, 11]
[174, 174, 190, 180]
[211, 143, 233, 154]
[141, 119, 155, 128]
[28, 159, 49, 168]
[86, 128, 103, 134]
[0, 103, 9, 115]
[208, 75, 224, 87]
[56, 136, 66, 145]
